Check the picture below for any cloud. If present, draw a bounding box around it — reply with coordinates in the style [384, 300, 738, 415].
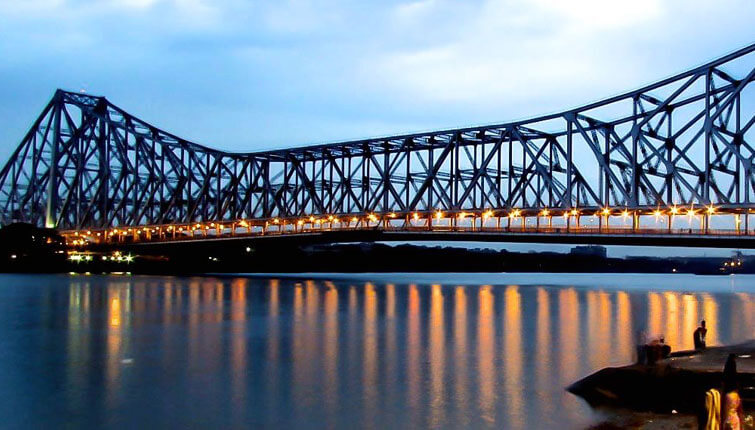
[358, 0, 667, 109]
[0, 0, 753, 158]
[531, 0, 664, 29]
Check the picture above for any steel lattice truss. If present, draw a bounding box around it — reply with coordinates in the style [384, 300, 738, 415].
[3, 44, 755, 230]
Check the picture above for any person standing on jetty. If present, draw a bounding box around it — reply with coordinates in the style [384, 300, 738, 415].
[694, 320, 707, 350]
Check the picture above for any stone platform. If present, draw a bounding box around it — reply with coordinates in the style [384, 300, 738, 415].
[567, 340, 755, 413]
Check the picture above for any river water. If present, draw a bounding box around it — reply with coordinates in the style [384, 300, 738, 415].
[0, 273, 753, 429]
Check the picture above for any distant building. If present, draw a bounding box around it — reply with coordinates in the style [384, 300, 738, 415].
[570, 245, 607, 259]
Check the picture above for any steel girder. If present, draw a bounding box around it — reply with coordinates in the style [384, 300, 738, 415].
[2, 44, 755, 230]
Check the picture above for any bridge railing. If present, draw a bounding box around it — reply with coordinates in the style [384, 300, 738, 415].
[60, 220, 753, 248]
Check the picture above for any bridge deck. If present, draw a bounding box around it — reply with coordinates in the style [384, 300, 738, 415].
[76, 225, 755, 252]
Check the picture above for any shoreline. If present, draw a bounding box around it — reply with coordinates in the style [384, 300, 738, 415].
[3, 271, 755, 292]
[3, 271, 755, 294]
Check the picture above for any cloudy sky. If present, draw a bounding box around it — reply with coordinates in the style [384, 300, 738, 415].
[1, 0, 754, 162]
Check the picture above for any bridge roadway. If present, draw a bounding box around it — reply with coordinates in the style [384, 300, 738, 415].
[92, 226, 755, 255]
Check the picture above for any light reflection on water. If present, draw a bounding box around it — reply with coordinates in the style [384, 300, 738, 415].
[0, 274, 753, 429]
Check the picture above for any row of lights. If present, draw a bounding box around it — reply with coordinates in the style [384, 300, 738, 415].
[358, 205, 718, 221]
[68, 251, 133, 263]
[285, 205, 720, 227]
[63, 204, 728, 242]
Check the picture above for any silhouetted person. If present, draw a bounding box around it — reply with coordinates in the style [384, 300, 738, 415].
[693, 320, 707, 350]
[636, 329, 649, 364]
[721, 354, 744, 430]
[659, 337, 671, 359]
[646, 335, 666, 365]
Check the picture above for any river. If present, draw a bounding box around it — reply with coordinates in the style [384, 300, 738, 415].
[0, 273, 753, 428]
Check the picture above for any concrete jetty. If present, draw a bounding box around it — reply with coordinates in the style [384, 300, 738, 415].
[567, 340, 755, 413]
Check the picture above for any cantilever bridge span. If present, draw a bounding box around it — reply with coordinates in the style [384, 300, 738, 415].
[3, 44, 755, 247]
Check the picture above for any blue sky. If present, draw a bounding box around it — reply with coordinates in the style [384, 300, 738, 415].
[1, 0, 755, 163]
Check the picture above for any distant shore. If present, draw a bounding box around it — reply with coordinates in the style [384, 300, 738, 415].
[2, 223, 754, 275]
[4, 241, 755, 275]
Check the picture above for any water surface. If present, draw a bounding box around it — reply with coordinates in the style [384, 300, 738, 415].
[0, 273, 753, 429]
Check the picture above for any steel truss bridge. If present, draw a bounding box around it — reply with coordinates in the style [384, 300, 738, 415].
[3, 44, 755, 247]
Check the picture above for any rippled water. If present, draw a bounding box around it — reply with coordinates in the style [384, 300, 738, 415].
[0, 273, 753, 429]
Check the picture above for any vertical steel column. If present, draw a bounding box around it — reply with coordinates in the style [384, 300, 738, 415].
[704, 69, 711, 204]
[45, 97, 62, 228]
[604, 126, 611, 206]
[631, 96, 639, 207]
[97, 113, 110, 227]
[566, 118, 573, 208]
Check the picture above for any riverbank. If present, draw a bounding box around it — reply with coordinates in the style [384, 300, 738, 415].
[7, 241, 754, 275]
